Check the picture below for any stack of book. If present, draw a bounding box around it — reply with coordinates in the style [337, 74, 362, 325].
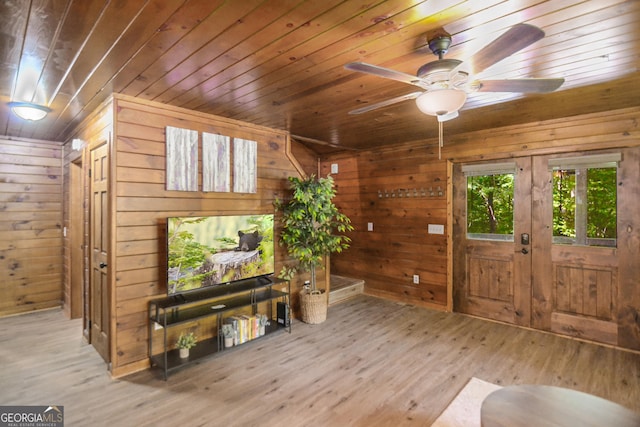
[223, 313, 267, 345]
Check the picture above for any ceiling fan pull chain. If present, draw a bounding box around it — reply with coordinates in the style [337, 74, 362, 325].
[438, 120, 443, 160]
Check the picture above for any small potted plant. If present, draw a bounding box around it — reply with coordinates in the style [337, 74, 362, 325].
[176, 331, 197, 358]
[221, 324, 234, 348]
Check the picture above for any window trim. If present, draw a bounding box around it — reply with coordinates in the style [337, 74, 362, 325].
[548, 153, 621, 171]
[462, 162, 516, 177]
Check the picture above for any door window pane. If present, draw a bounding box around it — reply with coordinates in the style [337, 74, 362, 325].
[467, 173, 514, 240]
[552, 167, 617, 247]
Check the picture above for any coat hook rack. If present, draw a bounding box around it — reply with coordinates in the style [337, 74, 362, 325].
[377, 187, 435, 198]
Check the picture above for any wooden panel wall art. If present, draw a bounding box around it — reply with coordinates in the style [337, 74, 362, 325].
[233, 138, 257, 193]
[202, 132, 230, 192]
[165, 126, 198, 191]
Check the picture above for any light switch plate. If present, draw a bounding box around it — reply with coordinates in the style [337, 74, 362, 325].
[367, 222, 373, 231]
[331, 163, 339, 174]
[428, 224, 445, 234]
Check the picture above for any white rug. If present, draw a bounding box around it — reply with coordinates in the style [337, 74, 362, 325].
[431, 377, 502, 427]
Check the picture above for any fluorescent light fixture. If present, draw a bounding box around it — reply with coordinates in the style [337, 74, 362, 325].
[8, 101, 51, 121]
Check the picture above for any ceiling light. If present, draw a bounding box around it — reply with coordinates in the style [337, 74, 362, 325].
[8, 101, 51, 121]
[415, 89, 467, 161]
[415, 89, 467, 117]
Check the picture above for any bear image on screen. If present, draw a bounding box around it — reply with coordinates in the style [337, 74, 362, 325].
[167, 214, 275, 295]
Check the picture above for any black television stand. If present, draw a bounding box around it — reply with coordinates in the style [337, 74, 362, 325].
[148, 276, 290, 379]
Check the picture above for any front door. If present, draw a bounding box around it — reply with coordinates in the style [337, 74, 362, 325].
[452, 158, 532, 327]
[90, 142, 110, 362]
[530, 152, 622, 345]
[453, 150, 628, 346]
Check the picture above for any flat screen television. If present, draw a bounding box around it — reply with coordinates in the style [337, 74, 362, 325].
[167, 213, 275, 296]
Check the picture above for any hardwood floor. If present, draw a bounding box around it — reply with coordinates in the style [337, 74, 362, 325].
[1, 295, 639, 426]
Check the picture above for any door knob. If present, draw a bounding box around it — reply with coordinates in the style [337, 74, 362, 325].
[521, 248, 529, 254]
[99, 262, 108, 268]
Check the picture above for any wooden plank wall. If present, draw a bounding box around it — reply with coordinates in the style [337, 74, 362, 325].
[319, 146, 449, 310]
[108, 94, 306, 377]
[320, 107, 640, 317]
[0, 136, 63, 316]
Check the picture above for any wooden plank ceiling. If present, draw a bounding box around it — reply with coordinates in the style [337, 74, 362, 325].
[0, 0, 638, 153]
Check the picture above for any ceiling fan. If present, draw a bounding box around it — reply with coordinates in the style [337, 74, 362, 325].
[344, 24, 565, 156]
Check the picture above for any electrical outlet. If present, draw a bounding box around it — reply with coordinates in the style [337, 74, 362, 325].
[331, 163, 339, 174]
[413, 274, 419, 284]
[367, 222, 373, 231]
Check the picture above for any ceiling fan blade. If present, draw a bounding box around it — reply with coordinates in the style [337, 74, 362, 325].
[348, 91, 422, 115]
[345, 62, 420, 86]
[477, 78, 565, 93]
[466, 24, 545, 75]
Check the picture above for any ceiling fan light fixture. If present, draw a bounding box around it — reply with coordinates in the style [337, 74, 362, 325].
[415, 89, 467, 117]
[8, 101, 51, 121]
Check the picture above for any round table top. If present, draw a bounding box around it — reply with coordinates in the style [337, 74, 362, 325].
[481, 384, 640, 427]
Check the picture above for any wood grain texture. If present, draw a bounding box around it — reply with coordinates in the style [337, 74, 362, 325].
[1, 296, 639, 426]
[62, 98, 114, 342]
[0, 136, 63, 316]
[233, 138, 257, 193]
[165, 126, 198, 191]
[101, 95, 307, 374]
[616, 145, 640, 350]
[322, 107, 640, 351]
[320, 145, 449, 310]
[2, 1, 639, 152]
[202, 132, 230, 192]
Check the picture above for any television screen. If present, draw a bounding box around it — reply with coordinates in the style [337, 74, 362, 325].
[167, 214, 275, 295]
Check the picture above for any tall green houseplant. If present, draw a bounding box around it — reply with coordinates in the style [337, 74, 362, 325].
[275, 174, 353, 323]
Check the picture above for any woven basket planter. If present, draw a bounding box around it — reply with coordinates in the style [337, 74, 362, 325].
[300, 289, 327, 324]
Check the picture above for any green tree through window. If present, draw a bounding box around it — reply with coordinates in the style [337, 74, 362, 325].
[467, 173, 514, 237]
[553, 167, 616, 246]
[464, 158, 617, 246]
